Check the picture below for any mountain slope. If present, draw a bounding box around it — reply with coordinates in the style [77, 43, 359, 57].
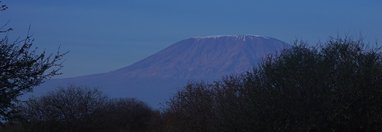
[112, 35, 288, 80]
[36, 35, 289, 107]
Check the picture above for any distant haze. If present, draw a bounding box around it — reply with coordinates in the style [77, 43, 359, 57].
[36, 35, 289, 107]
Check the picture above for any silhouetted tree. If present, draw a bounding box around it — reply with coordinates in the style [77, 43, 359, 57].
[0, 2, 64, 123]
[165, 82, 217, 132]
[13, 86, 160, 132]
[165, 38, 382, 131]
[250, 38, 382, 131]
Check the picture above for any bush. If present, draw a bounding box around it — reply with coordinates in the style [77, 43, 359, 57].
[93, 98, 161, 132]
[164, 82, 216, 132]
[10, 86, 159, 132]
[17, 86, 106, 132]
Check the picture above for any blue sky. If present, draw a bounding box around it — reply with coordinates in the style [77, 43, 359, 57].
[2, 0, 382, 78]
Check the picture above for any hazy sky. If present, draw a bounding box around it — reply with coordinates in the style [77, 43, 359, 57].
[2, 0, 382, 78]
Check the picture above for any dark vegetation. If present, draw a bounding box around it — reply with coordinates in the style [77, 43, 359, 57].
[2, 1, 382, 132]
[0, 1, 64, 123]
[1, 37, 379, 132]
[164, 38, 382, 132]
[8, 86, 160, 132]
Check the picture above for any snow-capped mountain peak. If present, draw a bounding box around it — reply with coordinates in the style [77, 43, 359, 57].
[37, 35, 290, 107]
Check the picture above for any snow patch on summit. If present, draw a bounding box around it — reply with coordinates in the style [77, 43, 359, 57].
[191, 34, 272, 40]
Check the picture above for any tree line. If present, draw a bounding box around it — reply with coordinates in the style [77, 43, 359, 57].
[4, 86, 160, 132]
[164, 38, 382, 131]
[1, 37, 381, 132]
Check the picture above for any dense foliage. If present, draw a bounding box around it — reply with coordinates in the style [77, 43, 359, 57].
[165, 38, 382, 131]
[4, 86, 160, 132]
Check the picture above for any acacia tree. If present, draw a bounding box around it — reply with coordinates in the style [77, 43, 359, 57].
[0, 2, 64, 122]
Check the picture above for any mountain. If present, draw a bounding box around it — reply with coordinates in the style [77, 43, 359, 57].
[35, 35, 290, 107]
